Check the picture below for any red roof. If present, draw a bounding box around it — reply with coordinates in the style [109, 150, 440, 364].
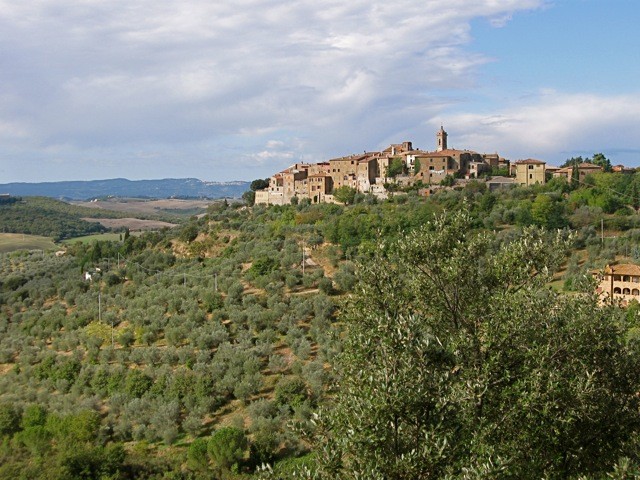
[604, 264, 640, 276]
[515, 158, 546, 165]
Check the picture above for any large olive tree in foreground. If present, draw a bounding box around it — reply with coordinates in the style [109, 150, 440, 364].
[267, 211, 640, 479]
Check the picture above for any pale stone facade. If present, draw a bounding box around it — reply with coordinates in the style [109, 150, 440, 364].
[514, 159, 546, 186]
[255, 127, 513, 205]
[594, 264, 640, 304]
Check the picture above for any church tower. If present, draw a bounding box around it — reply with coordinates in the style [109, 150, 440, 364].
[436, 125, 448, 151]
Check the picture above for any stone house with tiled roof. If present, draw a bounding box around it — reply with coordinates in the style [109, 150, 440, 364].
[594, 264, 640, 303]
[553, 162, 602, 184]
[514, 159, 546, 186]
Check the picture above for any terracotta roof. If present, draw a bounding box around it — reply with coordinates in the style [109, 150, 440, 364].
[577, 162, 602, 169]
[515, 158, 546, 165]
[604, 264, 640, 276]
[556, 163, 602, 173]
[439, 149, 475, 155]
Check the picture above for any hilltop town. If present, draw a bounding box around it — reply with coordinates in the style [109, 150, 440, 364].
[255, 127, 633, 205]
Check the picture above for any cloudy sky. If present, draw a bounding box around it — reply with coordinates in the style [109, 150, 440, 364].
[1, 0, 639, 182]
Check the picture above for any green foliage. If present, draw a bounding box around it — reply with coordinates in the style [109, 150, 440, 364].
[303, 210, 640, 479]
[180, 223, 199, 243]
[249, 256, 279, 277]
[243, 190, 257, 206]
[333, 186, 357, 205]
[251, 179, 270, 191]
[387, 157, 405, 178]
[531, 193, 568, 229]
[21, 405, 48, 429]
[592, 152, 613, 172]
[275, 377, 309, 410]
[6, 181, 640, 477]
[125, 370, 153, 398]
[0, 197, 107, 240]
[440, 174, 455, 187]
[0, 403, 20, 436]
[208, 427, 248, 470]
[187, 438, 209, 471]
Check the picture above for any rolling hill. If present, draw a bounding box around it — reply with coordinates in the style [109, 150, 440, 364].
[0, 178, 250, 200]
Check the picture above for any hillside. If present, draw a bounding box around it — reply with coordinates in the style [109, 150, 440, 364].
[0, 178, 250, 200]
[0, 196, 108, 241]
[0, 197, 200, 242]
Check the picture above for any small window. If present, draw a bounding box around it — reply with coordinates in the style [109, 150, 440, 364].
[529, 174, 533, 179]
[529, 165, 534, 170]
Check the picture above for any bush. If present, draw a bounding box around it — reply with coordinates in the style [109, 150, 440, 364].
[274, 377, 309, 411]
[208, 427, 248, 470]
[318, 277, 333, 294]
[0, 403, 20, 436]
[188, 438, 209, 471]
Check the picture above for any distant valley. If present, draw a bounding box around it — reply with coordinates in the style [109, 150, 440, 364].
[0, 177, 250, 200]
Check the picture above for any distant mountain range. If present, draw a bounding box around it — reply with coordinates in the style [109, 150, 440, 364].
[0, 178, 250, 200]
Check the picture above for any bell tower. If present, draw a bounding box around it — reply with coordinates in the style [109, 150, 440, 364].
[436, 125, 447, 151]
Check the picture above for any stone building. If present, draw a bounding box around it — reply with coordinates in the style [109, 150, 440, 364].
[255, 126, 511, 205]
[594, 264, 640, 303]
[308, 174, 333, 203]
[514, 159, 546, 186]
[553, 162, 602, 183]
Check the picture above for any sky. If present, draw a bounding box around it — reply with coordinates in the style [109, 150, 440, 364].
[1, 0, 639, 183]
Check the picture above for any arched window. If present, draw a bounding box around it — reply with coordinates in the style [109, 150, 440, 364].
[623, 288, 631, 295]
[632, 289, 639, 296]
[614, 287, 622, 294]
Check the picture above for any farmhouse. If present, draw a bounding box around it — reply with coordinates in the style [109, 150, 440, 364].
[594, 264, 640, 303]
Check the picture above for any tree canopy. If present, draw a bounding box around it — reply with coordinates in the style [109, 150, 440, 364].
[293, 210, 640, 479]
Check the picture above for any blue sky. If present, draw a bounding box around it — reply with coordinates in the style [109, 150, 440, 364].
[1, 0, 639, 183]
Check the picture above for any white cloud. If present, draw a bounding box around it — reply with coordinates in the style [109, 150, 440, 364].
[442, 91, 640, 165]
[0, 0, 557, 181]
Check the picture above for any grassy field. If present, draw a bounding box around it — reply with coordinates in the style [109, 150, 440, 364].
[0, 233, 58, 254]
[71, 198, 215, 216]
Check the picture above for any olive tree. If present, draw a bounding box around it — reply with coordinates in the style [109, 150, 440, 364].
[288, 210, 640, 479]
